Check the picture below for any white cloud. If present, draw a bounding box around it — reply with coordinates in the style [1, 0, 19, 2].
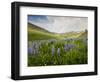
[29, 16, 88, 33]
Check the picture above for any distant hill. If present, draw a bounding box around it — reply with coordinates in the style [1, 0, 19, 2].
[61, 31, 87, 39]
[78, 30, 87, 39]
[61, 31, 81, 38]
[28, 22, 50, 33]
[28, 22, 87, 41]
[28, 22, 62, 41]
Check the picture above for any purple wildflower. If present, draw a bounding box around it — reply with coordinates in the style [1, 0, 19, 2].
[28, 47, 33, 54]
[52, 46, 55, 56]
[64, 44, 75, 51]
[57, 48, 60, 56]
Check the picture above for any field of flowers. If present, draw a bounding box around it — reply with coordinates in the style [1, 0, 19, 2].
[28, 38, 88, 66]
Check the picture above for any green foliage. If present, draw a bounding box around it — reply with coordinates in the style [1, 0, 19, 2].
[28, 39, 88, 66]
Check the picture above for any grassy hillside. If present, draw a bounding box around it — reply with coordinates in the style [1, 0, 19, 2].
[28, 22, 87, 41]
[62, 31, 87, 38]
[78, 31, 87, 39]
[28, 23, 63, 41]
[28, 22, 50, 33]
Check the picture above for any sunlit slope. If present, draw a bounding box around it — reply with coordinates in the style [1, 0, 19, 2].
[78, 31, 87, 39]
[61, 31, 87, 39]
[28, 22, 87, 41]
[28, 23, 63, 41]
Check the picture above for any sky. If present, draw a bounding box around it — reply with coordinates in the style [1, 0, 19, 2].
[28, 15, 88, 33]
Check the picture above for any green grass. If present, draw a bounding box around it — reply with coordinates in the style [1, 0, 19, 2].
[28, 27, 86, 41]
[28, 26, 63, 41]
[28, 39, 88, 66]
[28, 30, 55, 40]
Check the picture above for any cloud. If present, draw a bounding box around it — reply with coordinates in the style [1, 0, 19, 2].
[28, 15, 88, 33]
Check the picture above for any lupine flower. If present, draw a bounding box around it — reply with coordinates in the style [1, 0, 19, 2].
[32, 42, 36, 49]
[64, 44, 75, 51]
[31, 42, 40, 55]
[64, 44, 68, 51]
[28, 47, 33, 54]
[57, 48, 60, 56]
[38, 42, 41, 48]
[51, 46, 55, 56]
[34, 44, 39, 55]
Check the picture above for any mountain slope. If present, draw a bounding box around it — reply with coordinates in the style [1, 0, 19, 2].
[28, 22, 62, 41]
[28, 22, 50, 33]
[78, 31, 87, 39]
[28, 22, 87, 41]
